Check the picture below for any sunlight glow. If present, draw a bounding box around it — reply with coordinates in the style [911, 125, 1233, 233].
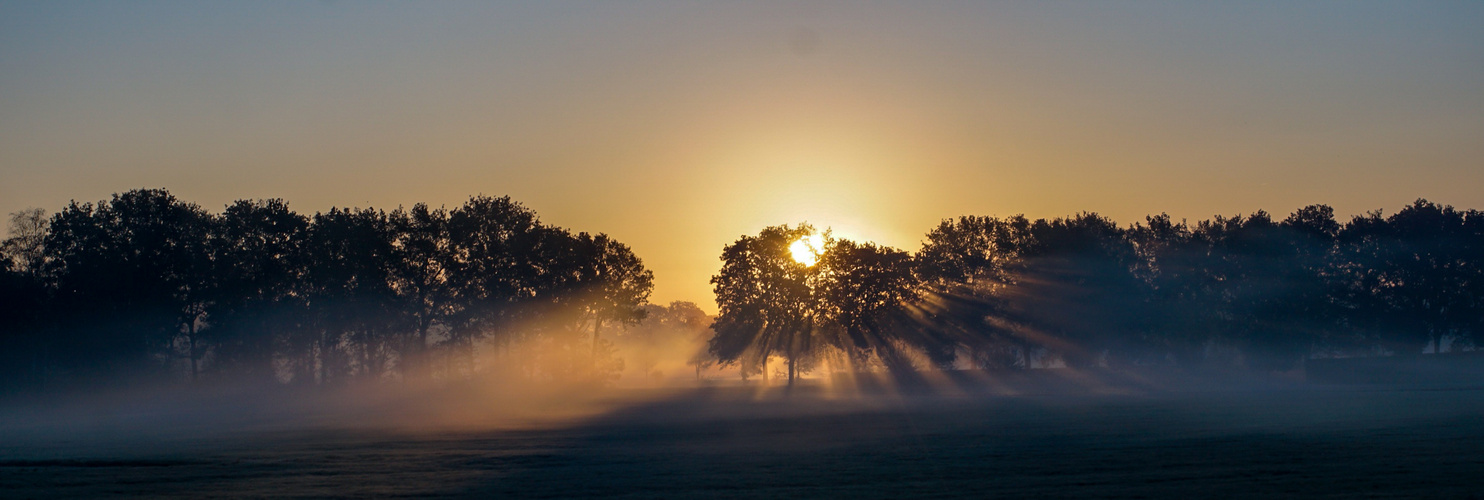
[790, 234, 826, 266]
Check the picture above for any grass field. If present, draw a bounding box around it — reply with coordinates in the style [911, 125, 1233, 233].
[3, 381, 1483, 498]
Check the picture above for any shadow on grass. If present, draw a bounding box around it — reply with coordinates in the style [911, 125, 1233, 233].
[459, 380, 1484, 498]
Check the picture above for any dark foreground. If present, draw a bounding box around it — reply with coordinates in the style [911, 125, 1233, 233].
[3, 383, 1484, 498]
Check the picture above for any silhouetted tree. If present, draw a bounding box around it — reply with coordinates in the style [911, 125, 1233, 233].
[620, 301, 712, 380]
[1267, 205, 1344, 364]
[1127, 213, 1212, 366]
[1337, 200, 1478, 354]
[814, 239, 933, 370]
[300, 207, 400, 384]
[42, 189, 214, 381]
[0, 211, 50, 392]
[443, 195, 567, 372]
[1003, 213, 1143, 368]
[916, 215, 1033, 368]
[570, 232, 654, 355]
[388, 203, 453, 381]
[8, 188, 1484, 391]
[2, 208, 48, 274]
[709, 224, 816, 384]
[205, 199, 309, 382]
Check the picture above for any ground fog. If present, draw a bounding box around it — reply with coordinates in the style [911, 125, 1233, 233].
[2, 374, 1483, 498]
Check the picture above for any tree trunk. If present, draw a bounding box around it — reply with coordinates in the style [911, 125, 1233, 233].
[318, 330, 329, 385]
[188, 319, 198, 383]
[592, 318, 603, 355]
[762, 356, 769, 384]
[787, 334, 797, 387]
[361, 327, 373, 380]
[414, 321, 429, 381]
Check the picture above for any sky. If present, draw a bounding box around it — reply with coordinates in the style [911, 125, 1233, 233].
[2, 1, 1482, 309]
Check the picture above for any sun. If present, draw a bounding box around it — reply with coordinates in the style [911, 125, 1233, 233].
[789, 234, 826, 266]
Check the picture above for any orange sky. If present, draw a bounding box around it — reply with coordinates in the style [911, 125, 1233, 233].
[3, 2, 1483, 311]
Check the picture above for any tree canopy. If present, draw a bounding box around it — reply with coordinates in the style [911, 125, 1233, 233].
[4, 190, 1483, 393]
[0, 190, 654, 392]
[709, 200, 1484, 381]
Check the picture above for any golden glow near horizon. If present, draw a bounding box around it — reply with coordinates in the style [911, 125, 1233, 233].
[2, 3, 1483, 313]
[790, 234, 826, 267]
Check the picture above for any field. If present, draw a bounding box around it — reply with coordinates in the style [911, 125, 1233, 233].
[2, 380, 1483, 498]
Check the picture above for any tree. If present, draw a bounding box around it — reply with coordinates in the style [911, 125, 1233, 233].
[620, 301, 712, 380]
[1337, 199, 1476, 354]
[916, 215, 1033, 368]
[1, 211, 50, 392]
[1267, 205, 1344, 363]
[1003, 213, 1142, 368]
[570, 232, 654, 355]
[42, 189, 215, 380]
[440, 195, 653, 383]
[917, 215, 1029, 287]
[1127, 213, 1213, 366]
[814, 239, 931, 370]
[509, 229, 652, 384]
[301, 207, 400, 384]
[388, 203, 453, 381]
[709, 224, 816, 385]
[444, 195, 555, 359]
[205, 199, 310, 382]
[1, 189, 666, 388]
[2, 208, 48, 274]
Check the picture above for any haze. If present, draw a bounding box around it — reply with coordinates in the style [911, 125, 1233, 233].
[3, 1, 1482, 308]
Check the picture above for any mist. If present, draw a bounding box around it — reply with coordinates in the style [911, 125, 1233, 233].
[6, 359, 1484, 497]
[4, 0, 1484, 494]
[5, 190, 1484, 496]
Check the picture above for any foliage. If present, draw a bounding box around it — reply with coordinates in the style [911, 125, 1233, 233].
[0, 190, 654, 390]
[4, 189, 1484, 391]
[712, 201, 1484, 379]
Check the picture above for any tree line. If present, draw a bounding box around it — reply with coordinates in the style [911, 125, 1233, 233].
[5, 191, 1481, 392]
[0, 189, 663, 393]
[709, 201, 1484, 384]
